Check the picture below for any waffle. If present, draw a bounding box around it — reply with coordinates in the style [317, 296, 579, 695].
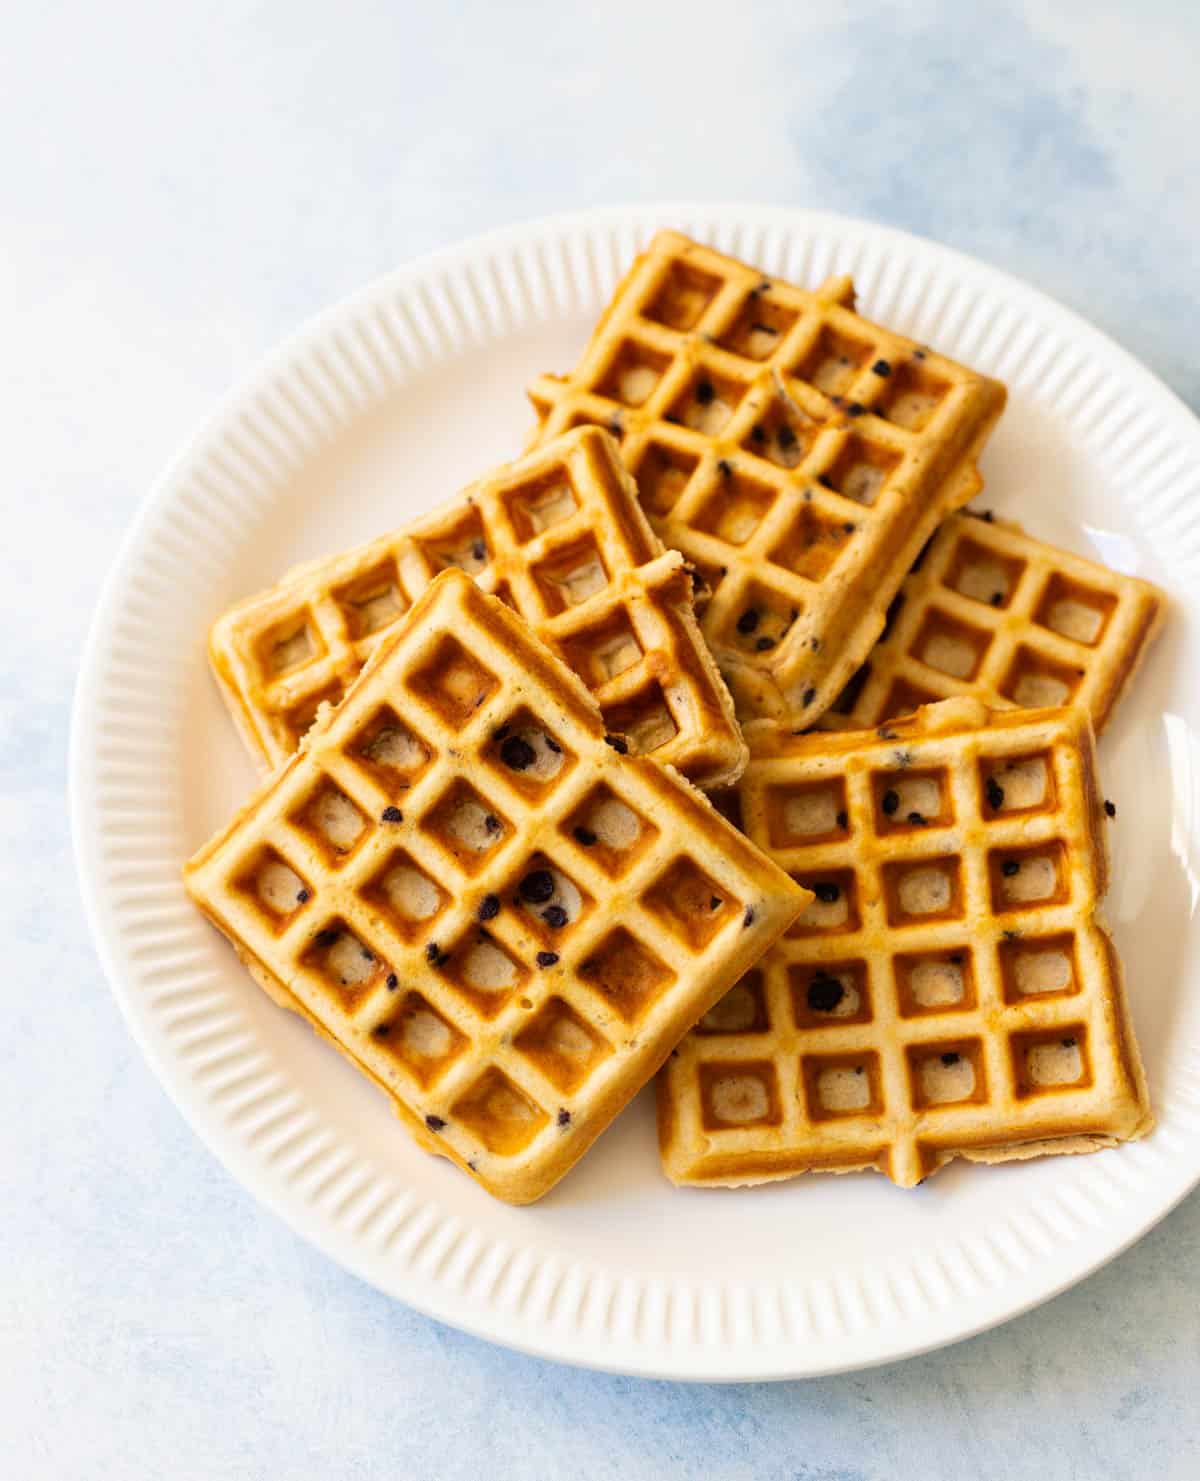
[186, 568, 809, 1204]
[820, 511, 1164, 734]
[208, 426, 747, 791]
[526, 230, 1007, 724]
[659, 698, 1152, 1189]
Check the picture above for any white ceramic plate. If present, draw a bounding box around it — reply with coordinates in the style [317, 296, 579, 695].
[72, 204, 1200, 1380]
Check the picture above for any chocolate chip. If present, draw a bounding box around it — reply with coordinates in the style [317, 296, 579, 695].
[425, 942, 443, 965]
[604, 734, 628, 754]
[881, 789, 900, 815]
[313, 928, 339, 949]
[717, 458, 733, 478]
[519, 870, 555, 904]
[472, 540, 487, 562]
[751, 423, 766, 443]
[477, 893, 500, 922]
[806, 973, 845, 1013]
[743, 906, 755, 928]
[990, 591, 1003, 606]
[573, 826, 597, 847]
[381, 805, 403, 823]
[542, 904, 568, 929]
[296, 888, 310, 904]
[1061, 1036, 1077, 1049]
[360, 947, 374, 962]
[736, 608, 759, 634]
[499, 736, 536, 770]
[818, 474, 834, 489]
[755, 636, 776, 651]
[847, 402, 865, 417]
[949, 954, 962, 965]
[425, 1114, 446, 1132]
[843, 521, 855, 534]
[557, 1107, 571, 1127]
[1002, 860, 1020, 877]
[545, 736, 562, 753]
[836, 810, 848, 829]
[386, 973, 398, 990]
[709, 896, 722, 911]
[813, 881, 840, 903]
[986, 778, 1005, 810]
[776, 424, 797, 450]
[803, 686, 816, 706]
[1104, 799, 1116, 818]
[873, 359, 892, 376]
[536, 951, 559, 968]
[484, 814, 501, 834]
[940, 1052, 960, 1067]
[695, 378, 715, 405]
[907, 812, 926, 826]
[373, 1023, 390, 1038]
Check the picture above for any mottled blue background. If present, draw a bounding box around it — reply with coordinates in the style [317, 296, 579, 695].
[5, 1, 1199, 1475]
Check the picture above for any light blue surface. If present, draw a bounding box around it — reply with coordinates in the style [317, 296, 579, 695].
[5, 1, 1199, 1474]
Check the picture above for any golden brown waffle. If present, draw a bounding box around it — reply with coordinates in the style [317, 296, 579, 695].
[820, 511, 1164, 734]
[659, 698, 1151, 1189]
[208, 427, 747, 790]
[186, 568, 809, 1204]
[526, 230, 1007, 724]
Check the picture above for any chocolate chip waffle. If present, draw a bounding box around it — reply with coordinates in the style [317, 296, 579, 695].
[186, 568, 808, 1204]
[659, 697, 1151, 1189]
[820, 512, 1164, 734]
[208, 426, 747, 790]
[526, 231, 1007, 725]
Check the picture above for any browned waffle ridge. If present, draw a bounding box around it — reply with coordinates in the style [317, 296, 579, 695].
[820, 511, 1164, 734]
[526, 230, 1007, 725]
[187, 568, 809, 1204]
[208, 426, 748, 790]
[659, 697, 1151, 1189]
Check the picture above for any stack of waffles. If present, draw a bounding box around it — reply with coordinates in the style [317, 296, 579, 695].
[186, 229, 1163, 1202]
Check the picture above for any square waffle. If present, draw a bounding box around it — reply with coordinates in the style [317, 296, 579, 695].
[659, 698, 1151, 1189]
[526, 230, 1007, 725]
[186, 568, 809, 1204]
[208, 426, 748, 790]
[820, 511, 1164, 734]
